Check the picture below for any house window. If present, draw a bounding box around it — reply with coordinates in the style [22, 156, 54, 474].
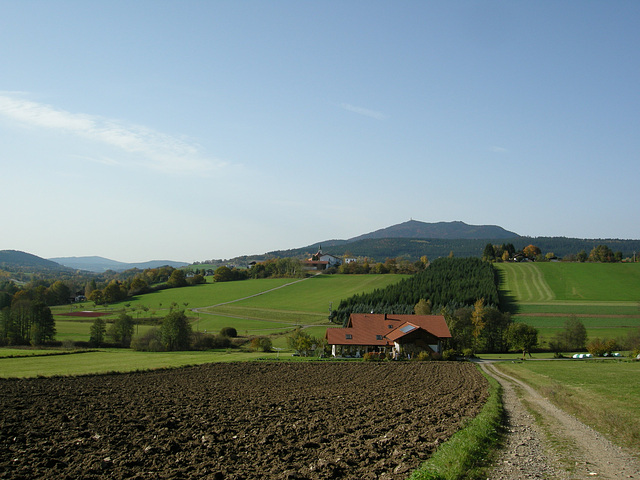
[376, 335, 383, 340]
[345, 334, 352, 339]
[400, 324, 417, 333]
[388, 324, 394, 329]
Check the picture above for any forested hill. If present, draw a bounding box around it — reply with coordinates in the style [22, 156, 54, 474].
[347, 220, 519, 242]
[260, 237, 640, 262]
[0, 250, 67, 271]
[50, 256, 189, 273]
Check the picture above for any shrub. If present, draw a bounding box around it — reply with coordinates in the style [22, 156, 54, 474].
[250, 336, 272, 352]
[462, 348, 474, 358]
[587, 338, 617, 357]
[191, 331, 231, 350]
[231, 337, 250, 348]
[363, 352, 385, 361]
[416, 351, 432, 361]
[442, 348, 457, 361]
[131, 328, 164, 352]
[220, 327, 238, 338]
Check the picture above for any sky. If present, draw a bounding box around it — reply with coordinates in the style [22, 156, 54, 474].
[1, 1, 639, 263]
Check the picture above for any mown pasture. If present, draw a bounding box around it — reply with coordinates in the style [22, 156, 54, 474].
[51, 274, 407, 343]
[495, 359, 640, 452]
[495, 262, 640, 345]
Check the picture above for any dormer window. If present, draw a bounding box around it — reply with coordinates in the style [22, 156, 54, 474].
[388, 324, 394, 329]
[376, 335, 383, 340]
[345, 334, 352, 339]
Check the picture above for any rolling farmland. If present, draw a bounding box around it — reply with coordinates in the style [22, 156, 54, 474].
[495, 262, 640, 344]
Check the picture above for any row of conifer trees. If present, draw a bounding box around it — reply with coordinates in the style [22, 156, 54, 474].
[330, 257, 500, 325]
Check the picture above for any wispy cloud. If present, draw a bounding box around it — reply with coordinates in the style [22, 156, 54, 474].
[491, 146, 509, 153]
[0, 94, 224, 174]
[339, 103, 386, 120]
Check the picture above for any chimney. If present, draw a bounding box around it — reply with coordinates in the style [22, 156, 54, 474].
[384, 313, 387, 320]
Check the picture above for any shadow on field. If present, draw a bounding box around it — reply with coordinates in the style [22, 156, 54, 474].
[495, 268, 519, 314]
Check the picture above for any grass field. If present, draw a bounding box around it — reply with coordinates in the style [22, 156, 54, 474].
[0, 349, 272, 378]
[495, 262, 640, 345]
[48, 274, 408, 343]
[495, 359, 640, 452]
[497, 262, 640, 303]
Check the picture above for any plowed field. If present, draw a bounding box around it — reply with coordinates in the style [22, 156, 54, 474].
[0, 362, 488, 480]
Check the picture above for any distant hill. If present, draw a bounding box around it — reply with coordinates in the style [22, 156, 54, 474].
[347, 220, 520, 242]
[50, 256, 189, 273]
[263, 236, 640, 263]
[0, 250, 67, 271]
[257, 220, 640, 262]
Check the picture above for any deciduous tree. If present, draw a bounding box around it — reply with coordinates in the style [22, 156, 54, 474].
[30, 301, 56, 345]
[167, 269, 188, 288]
[507, 322, 538, 360]
[562, 316, 587, 351]
[250, 336, 272, 352]
[161, 310, 192, 350]
[89, 317, 106, 346]
[414, 298, 432, 315]
[287, 328, 319, 356]
[589, 244, 615, 263]
[523, 245, 541, 259]
[471, 298, 486, 352]
[45, 281, 71, 306]
[108, 313, 135, 347]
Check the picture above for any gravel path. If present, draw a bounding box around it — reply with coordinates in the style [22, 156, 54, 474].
[480, 362, 640, 480]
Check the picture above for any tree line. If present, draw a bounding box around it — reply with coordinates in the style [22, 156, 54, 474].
[0, 300, 56, 346]
[482, 242, 629, 263]
[330, 257, 500, 325]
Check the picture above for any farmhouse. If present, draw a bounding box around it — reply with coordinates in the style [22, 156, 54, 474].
[325, 313, 451, 358]
[304, 246, 342, 270]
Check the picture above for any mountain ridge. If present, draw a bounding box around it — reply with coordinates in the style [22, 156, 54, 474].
[346, 220, 519, 242]
[0, 250, 69, 271]
[4, 220, 640, 272]
[49, 256, 189, 273]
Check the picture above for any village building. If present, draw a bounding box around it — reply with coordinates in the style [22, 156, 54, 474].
[304, 246, 342, 270]
[325, 313, 451, 358]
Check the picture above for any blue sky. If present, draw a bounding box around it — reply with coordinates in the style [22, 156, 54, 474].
[1, 1, 639, 263]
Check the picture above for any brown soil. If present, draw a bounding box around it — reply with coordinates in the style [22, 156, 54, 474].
[0, 362, 487, 480]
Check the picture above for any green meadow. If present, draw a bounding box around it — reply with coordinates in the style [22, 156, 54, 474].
[0, 349, 271, 378]
[495, 262, 640, 345]
[51, 274, 407, 342]
[496, 359, 640, 451]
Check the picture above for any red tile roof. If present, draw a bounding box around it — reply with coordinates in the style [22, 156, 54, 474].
[325, 313, 451, 346]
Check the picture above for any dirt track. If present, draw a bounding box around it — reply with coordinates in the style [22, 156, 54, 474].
[481, 362, 640, 479]
[0, 362, 487, 480]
